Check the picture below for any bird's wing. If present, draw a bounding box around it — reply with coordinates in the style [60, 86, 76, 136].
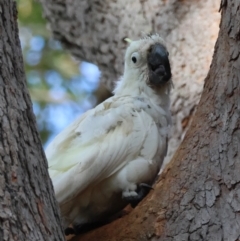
[46, 97, 164, 205]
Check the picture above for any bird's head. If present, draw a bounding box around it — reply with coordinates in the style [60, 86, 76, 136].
[114, 34, 172, 96]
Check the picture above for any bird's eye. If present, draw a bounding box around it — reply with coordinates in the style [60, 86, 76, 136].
[131, 52, 140, 64]
[132, 56, 137, 63]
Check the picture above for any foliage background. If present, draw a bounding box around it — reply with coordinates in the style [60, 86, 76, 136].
[17, 0, 109, 146]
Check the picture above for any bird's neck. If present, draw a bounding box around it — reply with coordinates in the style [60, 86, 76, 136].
[113, 75, 171, 111]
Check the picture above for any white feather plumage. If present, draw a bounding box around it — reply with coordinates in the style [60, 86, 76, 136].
[46, 34, 172, 229]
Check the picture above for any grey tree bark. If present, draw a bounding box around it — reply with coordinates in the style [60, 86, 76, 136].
[64, 0, 239, 240]
[0, 1, 65, 240]
[38, 0, 220, 167]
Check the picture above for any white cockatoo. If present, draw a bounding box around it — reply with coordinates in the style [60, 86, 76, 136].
[46, 34, 172, 235]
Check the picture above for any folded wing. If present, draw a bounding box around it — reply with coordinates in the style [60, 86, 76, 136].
[46, 97, 165, 205]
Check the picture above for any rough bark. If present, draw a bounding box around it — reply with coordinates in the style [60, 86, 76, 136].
[38, 0, 220, 167]
[69, 0, 240, 240]
[0, 1, 64, 240]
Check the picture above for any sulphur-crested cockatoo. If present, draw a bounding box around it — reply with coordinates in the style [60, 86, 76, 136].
[46, 34, 172, 235]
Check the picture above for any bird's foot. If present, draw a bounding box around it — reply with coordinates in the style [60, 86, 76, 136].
[64, 227, 75, 236]
[122, 183, 153, 208]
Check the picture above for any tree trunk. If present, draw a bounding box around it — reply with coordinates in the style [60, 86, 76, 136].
[0, 1, 64, 240]
[69, 1, 240, 240]
[38, 0, 220, 168]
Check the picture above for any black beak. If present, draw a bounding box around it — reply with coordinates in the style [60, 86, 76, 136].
[147, 44, 172, 86]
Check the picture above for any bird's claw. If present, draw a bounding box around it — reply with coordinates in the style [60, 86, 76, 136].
[122, 183, 153, 208]
[64, 227, 75, 236]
